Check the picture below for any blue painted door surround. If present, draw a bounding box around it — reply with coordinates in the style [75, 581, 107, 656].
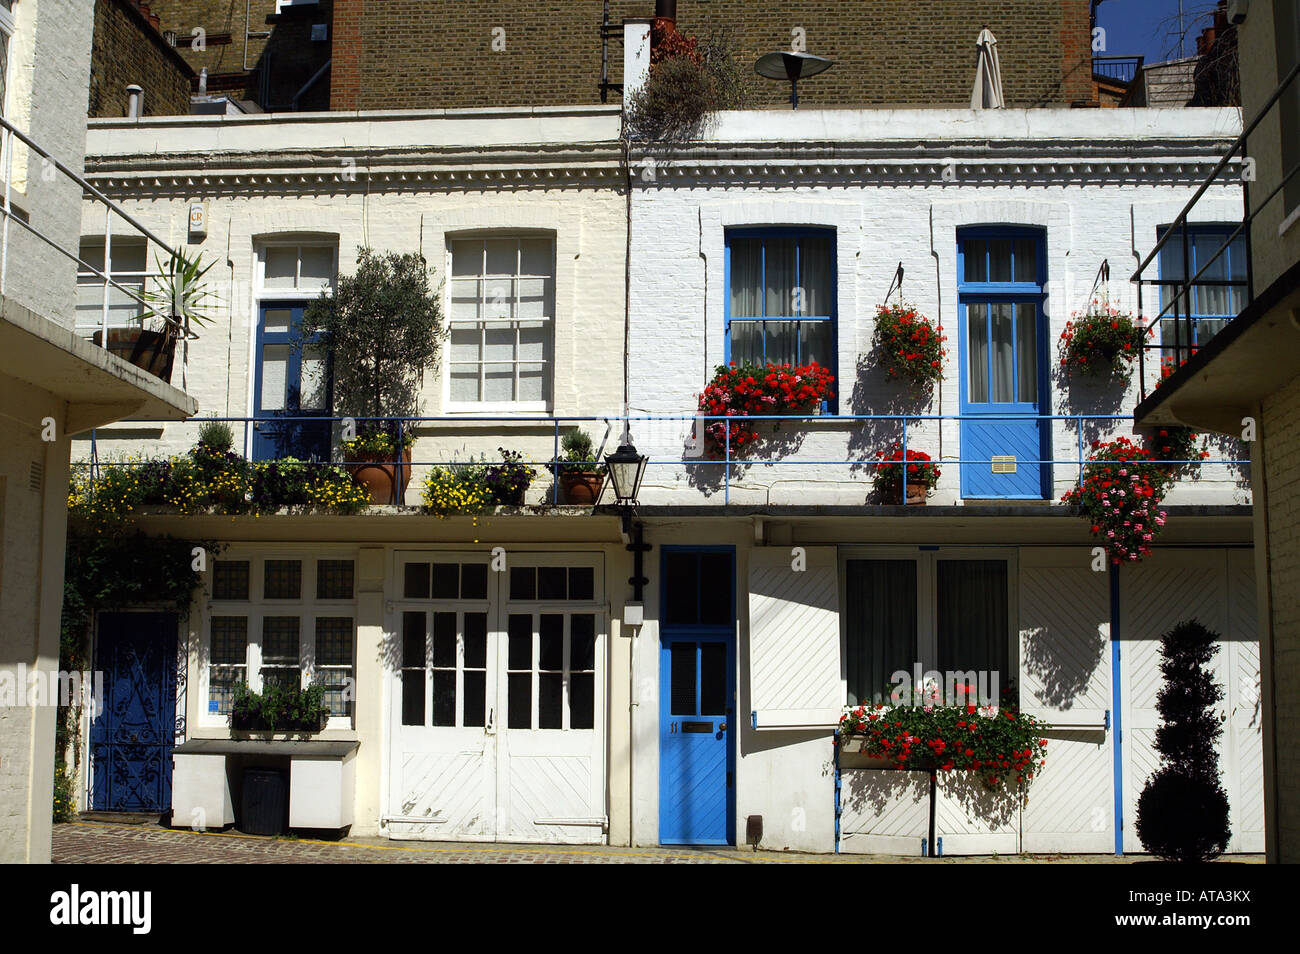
[659, 547, 736, 845]
[252, 301, 330, 462]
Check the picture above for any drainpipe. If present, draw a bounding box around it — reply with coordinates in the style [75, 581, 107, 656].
[126, 85, 144, 120]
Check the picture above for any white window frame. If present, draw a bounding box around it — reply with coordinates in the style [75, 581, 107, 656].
[202, 550, 358, 731]
[74, 236, 151, 338]
[444, 233, 555, 415]
[839, 546, 1019, 704]
[0, 4, 14, 123]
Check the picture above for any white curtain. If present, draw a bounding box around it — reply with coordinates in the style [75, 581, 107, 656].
[764, 238, 796, 317]
[967, 303, 989, 403]
[991, 302, 1014, 403]
[845, 560, 917, 705]
[730, 239, 762, 317]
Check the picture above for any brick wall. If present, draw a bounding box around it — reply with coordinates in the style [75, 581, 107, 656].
[1263, 375, 1300, 862]
[90, 0, 195, 117]
[327, 0, 1091, 111]
[145, 0, 333, 109]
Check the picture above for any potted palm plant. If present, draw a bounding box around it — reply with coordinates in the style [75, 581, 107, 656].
[302, 248, 444, 504]
[557, 430, 607, 504]
[94, 249, 218, 384]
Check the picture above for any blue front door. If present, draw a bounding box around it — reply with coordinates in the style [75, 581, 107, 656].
[90, 613, 177, 813]
[659, 547, 736, 845]
[252, 302, 331, 461]
[957, 229, 1050, 498]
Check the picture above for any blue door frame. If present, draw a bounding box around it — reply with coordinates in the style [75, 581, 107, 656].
[90, 612, 178, 813]
[957, 228, 1051, 499]
[659, 546, 736, 846]
[252, 301, 331, 461]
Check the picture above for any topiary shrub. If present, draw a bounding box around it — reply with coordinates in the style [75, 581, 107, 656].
[1135, 619, 1231, 862]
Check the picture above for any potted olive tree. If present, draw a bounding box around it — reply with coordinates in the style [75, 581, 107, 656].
[95, 249, 219, 383]
[557, 430, 607, 504]
[302, 248, 444, 504]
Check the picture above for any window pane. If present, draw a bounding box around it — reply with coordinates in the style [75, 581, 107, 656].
[570, 674, 594, 730]
[451, 240, 482, 276]
[963, 239, 987, 283]
[764, 238, 797, 317]
[1013, 238, 1036, 283]
[464, 613, 487, 668]
[402, 670, 425, 726]
[539, 614, 563, 671]
[401, 612, 426, 727]
[936, 560, 1009, 677]
[431, 563, 458, 599]
[991, 302, 1015, 403]
[570, 614, 596, 670]
[299, 343, 328, 411]
[402, 612, 425, 667]
[729, 321, 762, 366]
[315, 617, 353, 666]
[110, 241, 147, 274]
[664, 553, 697, 625]
[484, 326, 514, 362]
[539, 673, 562, 729]
[483, 281, 513, 320]
[262, 617, 300, 664]
[450, 368, 481, 403]
[316, 560, 354, 600]
[518, 364, 546, 403]
[484, 364, 514, 402]
[799, 236, 832, 316]
[800, 321, 832, 369]
[967, 303, 989, 403]
[519, 237, 552, 276]
[298, 247, 334, 289]
[729, 239, 763, 317]
[211, 617, 248, 665]
[510, 567, 536, 601]
[263, 247, 297, 288]
[568, 567, 594, 602]
[517, 321, 548, 362]
[989, 240, 1012, 282]
[844, 560, 916, 706]
[432, 670, 456, 727]
[508, 673, 532, 729]
[432, 612, 457, 668]
[699, 552, 732, 626]
[450, 279, 480, 321]
[1016, 302, 1038, 404]
[485, 238, 517, 277]
[516, 278, 550, 319]
[508, 614, 532, 669]
[260, 345, 289, 411]
[700, 642, 726, 715]
[670, 642, 697, 715]
[461, 563, 488, 600]
[404, 563, 431, 599]
[264, 560, 302, 600]
[538, 567, 567, 601]
[213, 561, 250, 601]
[463, 671, 486, 727]
[763, 321, 798, 366]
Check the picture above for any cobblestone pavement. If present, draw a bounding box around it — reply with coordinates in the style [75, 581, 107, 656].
[52, 821, 1244, 864]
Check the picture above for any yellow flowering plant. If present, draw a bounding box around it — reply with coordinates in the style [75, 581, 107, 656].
[421, 463, 492, 517]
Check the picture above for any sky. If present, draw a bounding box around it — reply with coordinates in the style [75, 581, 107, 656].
[1095, 0, 1225, 64]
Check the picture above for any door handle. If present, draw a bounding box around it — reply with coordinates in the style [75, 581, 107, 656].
[719, 722, 726, 732]
[486, 707, 495, 734]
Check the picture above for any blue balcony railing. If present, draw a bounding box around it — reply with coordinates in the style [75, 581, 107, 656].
[77, 413, 1250, 509]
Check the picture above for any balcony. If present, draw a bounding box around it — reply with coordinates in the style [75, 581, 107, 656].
[1, 114, 185, 384]
[1093, 54, 1145, 86]
[75, 412, 1250, 520]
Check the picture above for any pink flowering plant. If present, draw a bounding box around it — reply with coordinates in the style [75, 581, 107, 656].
[1061, 436, 1171, 564]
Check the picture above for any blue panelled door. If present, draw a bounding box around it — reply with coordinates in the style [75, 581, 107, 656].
[957, 229, 1050, 498]
[659, 547, 736, 845]
[252, 302, 331, 461]
[90, 613, 178, 813]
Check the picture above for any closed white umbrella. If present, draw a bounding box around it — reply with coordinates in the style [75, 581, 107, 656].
[971, 28, 1006, 109]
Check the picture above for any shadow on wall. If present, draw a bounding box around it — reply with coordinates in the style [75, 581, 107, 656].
[1021, 622, 1107, 713]
[840, 766, 1021, 833]
[847, 349, 936, 503]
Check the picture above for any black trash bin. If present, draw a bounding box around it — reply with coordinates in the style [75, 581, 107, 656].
[240, 768, 288, 835]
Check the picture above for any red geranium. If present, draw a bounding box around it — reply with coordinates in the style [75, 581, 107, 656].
[697, 361, 835, 457]
[872, 302, 947, 386]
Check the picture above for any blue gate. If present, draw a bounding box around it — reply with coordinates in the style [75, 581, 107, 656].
[90, 613, 178, 813]
[659, 547, 736, 845]
[957, 228, 1050, 498]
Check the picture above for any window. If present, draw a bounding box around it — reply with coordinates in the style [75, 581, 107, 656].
[1277, 0, 1300, 215]
[204, 555, 356, 725]
[1157, 225, 1248, 348]
[958, 232, 1043, 407]
[0, 2, 14, 121]
[844, 553, 1011, 706]
[448, 236, 554, 410]
[258, 243, 336, 295]
[75, 238, 149, 337]
[726, 229, 835, 370]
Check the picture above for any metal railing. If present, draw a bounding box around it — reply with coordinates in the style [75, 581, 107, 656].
[77, 413, 1250, 509]
[1134, 60, 1300, 401]
[1092, 55, 1144, 86]
[0, 114, 181, 356]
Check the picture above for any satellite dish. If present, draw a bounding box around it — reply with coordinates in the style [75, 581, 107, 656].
[754, 51, 835, 109]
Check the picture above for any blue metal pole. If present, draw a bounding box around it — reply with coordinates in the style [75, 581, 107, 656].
[1110, 563, 1124, 856]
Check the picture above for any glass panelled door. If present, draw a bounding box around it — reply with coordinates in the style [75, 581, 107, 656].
[659, 547, 736, 846]
[958, 231, 1050, 498]
[253, 302, 331, 461]
[388, 554, 605, 844]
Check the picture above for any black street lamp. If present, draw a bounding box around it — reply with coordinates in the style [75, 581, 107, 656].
[604, 439, 648, 508]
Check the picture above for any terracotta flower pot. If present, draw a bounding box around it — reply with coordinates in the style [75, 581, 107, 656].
[559, 472, 605, 505]
[881, 484, 929, 505]
[347, 448, 413, 505]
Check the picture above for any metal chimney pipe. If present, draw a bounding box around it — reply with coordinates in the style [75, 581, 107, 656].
[654, 0, 676, 24]
[199, 68, 209, 96]
[126, 84, 144, 119]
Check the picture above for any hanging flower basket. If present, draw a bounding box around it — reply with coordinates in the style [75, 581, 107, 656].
[697, 362, 835, 457]
[872, 302, 947, 387]
[1058, 303, 1150, 383]
[871, 445, 940, 504]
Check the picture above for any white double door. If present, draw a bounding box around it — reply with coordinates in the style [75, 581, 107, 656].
[387, 551, 606, 844]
